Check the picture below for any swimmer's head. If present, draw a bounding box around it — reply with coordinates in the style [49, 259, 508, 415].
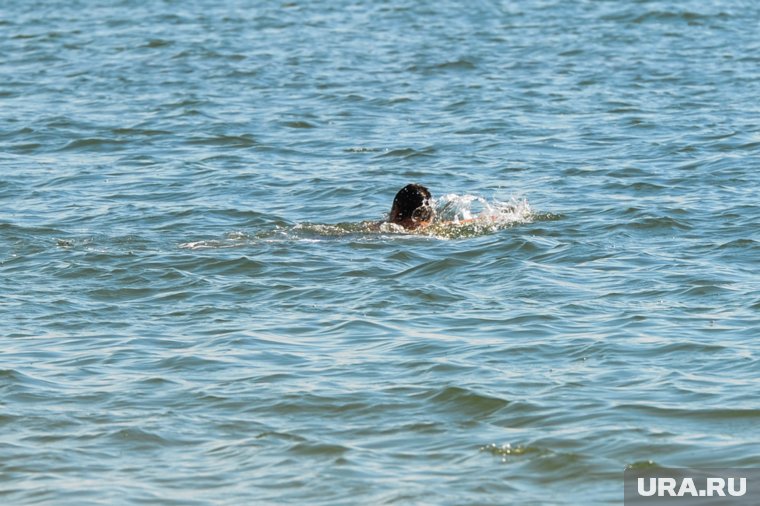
[389, 184, 434, 229]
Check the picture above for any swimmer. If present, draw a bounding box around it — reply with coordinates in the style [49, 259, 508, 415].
[388, 183, 435, 230]
[384, 183, 498, 231]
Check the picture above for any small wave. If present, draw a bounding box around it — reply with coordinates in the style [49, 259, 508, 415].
[186, 134, 257, 147]
[625, 460, 662, 470]
[632, 10, 728, 25]
[481, 442, 535, 458]
[282, 120, 317, 129]
[425, 386, 510, 416]
[408, 59, 477, 73]
[143, 38, 173, 48]
[629, 215, 691, 231]
[289, 441, 349, 457]
[434, 58, 477, 70]
[603, 9, 729, 25]
[111, 127, 172, 137]
[343, 146, 381, 153]
[179, 231, 256, 250]
[60, 137, 129, 151]
[715, 238, 757, 250]
[375, 146, 436, 159]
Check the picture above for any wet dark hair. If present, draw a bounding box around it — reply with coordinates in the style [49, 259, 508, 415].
[389, 184, 434, 227]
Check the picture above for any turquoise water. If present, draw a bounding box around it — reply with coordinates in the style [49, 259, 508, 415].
[2, 1, 759, 504]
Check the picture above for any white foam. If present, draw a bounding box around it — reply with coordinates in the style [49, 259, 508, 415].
[434, 193, 533, 226]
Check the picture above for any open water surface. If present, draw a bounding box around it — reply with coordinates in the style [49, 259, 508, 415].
[2, 0, 759, 504]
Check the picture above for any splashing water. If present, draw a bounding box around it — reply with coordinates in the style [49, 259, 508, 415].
[426, 194, 534, 238]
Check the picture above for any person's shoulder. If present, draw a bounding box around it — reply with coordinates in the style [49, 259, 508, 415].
[361, 220, 385, 232]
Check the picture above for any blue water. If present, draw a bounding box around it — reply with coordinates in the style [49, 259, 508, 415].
[2, 1, 759, 504]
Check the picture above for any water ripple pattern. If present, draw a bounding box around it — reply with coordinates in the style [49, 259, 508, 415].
[1, 0, 759, 504]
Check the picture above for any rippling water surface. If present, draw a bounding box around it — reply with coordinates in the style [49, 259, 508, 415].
[2, 0, 759, 504]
